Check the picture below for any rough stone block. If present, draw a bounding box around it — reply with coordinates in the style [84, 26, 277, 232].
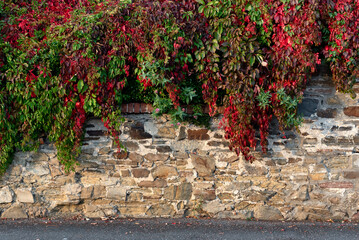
[128, 152, 143, 163]
[123, 141, 140, 151]
[8, 165, 22, 177]
[297, 98, 319, 117]
[202, 199, 226, 215]
[177, 126, 186, 140]
[121, 170, 131, 177]
[127, 192, 143, 201]
[147, 203, 175, 217]
[138, 179, 167, 188]
[339, 126, 353, 131]
[218, 193, 233, 200]
[322, 136, 337, 145]
[344, 106, 359, 117]
[191, 154, 215, 177]
[106, 186, 127, 200]
[303, 138, 318, 144]
[164, 183, 192, 200]
[84, 205, 105, 218]
[27, 163, 50, 176]
[16, 189, 34, 203]
[131, 168, 150, 178]
[173, 152, 188, 159]
[193, 189, 216, 201]
[1, 205, 28, 219]
[304, 207, 331, 221]
[290, 186, 309, 201]
[327, 96, 341, 105]
[337, 137, 353, 146]
[254, 205, 283, 221]
[49, 164, 63, 178]
[144, 153, 169, 162]
[187, 129, 210, 140]
[223, 181, 251, 191]
[31, 152, 49, 162]
[354, 135, 359, 144]
[63, 184, 82, 196]
[118, 205, 147, 216]
[129, 123, 152, 139]
[281, 165, 308, 175]
[93, 185, 106, 199]
[344, 171, 359, 179]
[309, 173, 327, 181]
[351, 212, 359, 221]
[98, 147, 111, 155]
[152, 165, 178, 179]
[265, 160, 276, 166]
[234, 201, 256, 211]
[219, 155, 239, 163]
[244, 165, 268, 175]
[325, 156, 350, 169]
[218, 210, 253, 219]
[179, 171, 194, 177]
[157, 126, 176, 139]
[291, 207, 309, 221]
[207, 141, 229, 147]
[245, 190, 275, 202]
[273, 158, 287, 165]
[288, 158, 302, 164]
[0, 186, 13, 203]
[317, 108, 337, 118]
[80, 186, 94, 199]
[156, 146, 172, 153]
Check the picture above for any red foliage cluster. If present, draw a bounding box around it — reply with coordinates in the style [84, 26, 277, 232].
[198, 0, 322, 161]
[321, 0, 359, 93]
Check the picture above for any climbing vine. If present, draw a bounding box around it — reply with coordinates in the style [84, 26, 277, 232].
[0, 0, 358, 173]
[196, 0, 322, 160]
[320, 0, 359, 94]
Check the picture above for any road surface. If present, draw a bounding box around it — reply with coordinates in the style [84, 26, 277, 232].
[1, 218, 358, 240]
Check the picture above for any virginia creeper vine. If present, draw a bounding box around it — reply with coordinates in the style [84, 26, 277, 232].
[0, 0, 358, 173]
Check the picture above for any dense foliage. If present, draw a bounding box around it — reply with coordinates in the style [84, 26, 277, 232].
[197, 0, 322, 160]
[320, 0, 359, 94]
[0, 0, 358, 173]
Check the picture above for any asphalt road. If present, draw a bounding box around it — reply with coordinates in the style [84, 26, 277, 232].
[0, 218, 358, 240]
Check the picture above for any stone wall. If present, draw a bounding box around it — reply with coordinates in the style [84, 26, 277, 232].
[1, 69, 359, 221]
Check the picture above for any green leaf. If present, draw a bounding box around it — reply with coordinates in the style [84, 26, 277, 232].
[245, 4, 252, 11]
[218, 24, 223, 35]
[250, 56, 255, 66]
[78, 80, 84, 93]
[198, 5, 204, 13]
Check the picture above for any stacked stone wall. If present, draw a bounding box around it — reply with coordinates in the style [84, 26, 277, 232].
[1, 69, 359, 221]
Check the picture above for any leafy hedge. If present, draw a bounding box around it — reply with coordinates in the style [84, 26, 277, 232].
[0, 0, 358, 173]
